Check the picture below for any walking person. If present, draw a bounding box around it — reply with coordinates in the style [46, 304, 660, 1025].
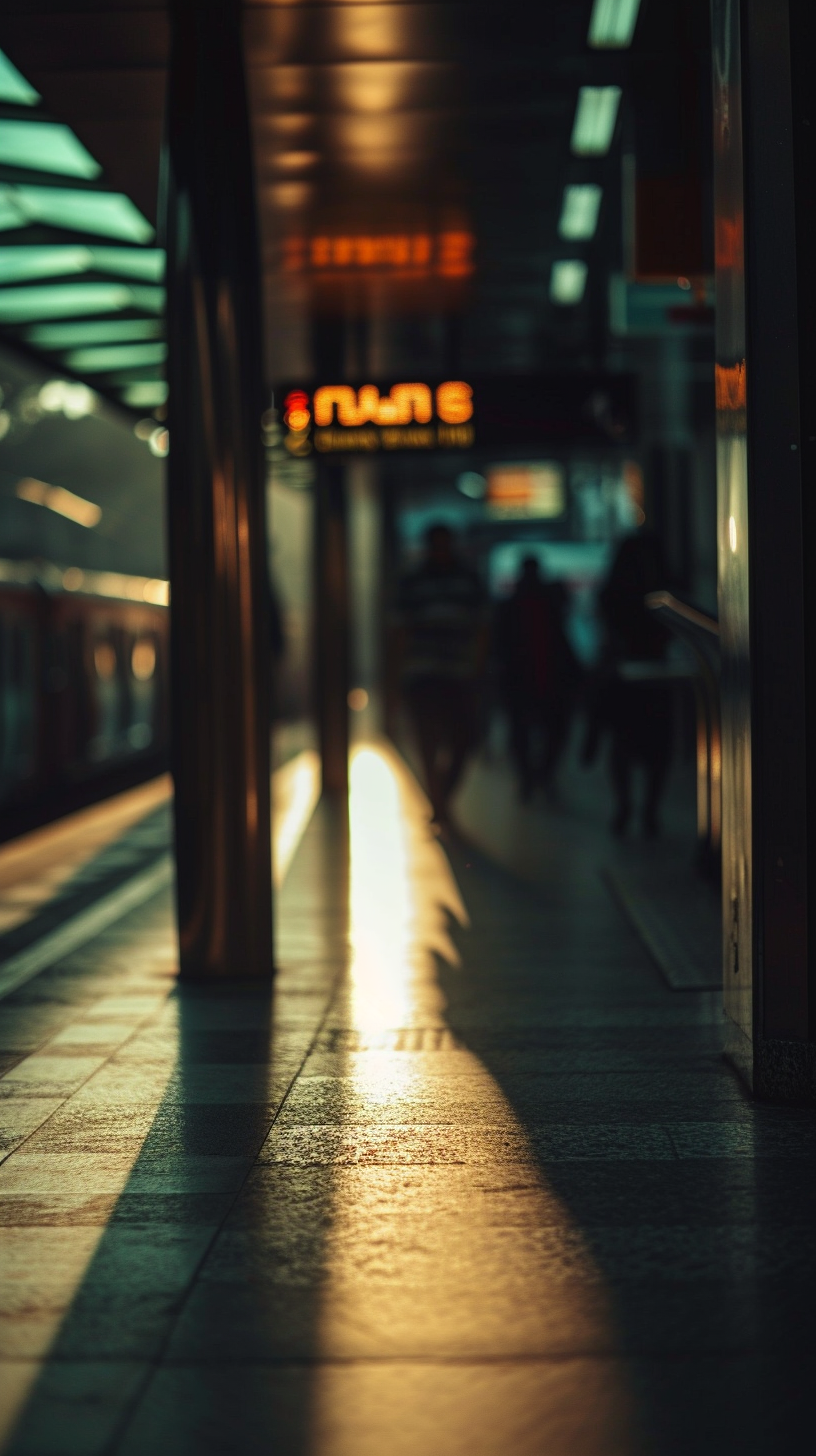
[391, 523, 489, 830]
[497, 556, 579, 802]
[583, 531, 673, 836]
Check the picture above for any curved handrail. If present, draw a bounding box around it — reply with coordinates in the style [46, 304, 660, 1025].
[645, 591, 719, 636]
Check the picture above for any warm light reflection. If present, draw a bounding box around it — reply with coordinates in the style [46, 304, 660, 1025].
[308, 741, 638, 1448]
[272, 749, 321, 888]
[347, 743, 467, 1035]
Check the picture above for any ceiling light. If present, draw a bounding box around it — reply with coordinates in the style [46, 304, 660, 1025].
[0, 282, 161, 322]
[0, 246, 164, 288]
[0, 49, 39, 106]
[121, 381, 168, 408]
[38, 379, 97, 418]
[16, 476, 101, 528]
[558, 184, 603, 240]
[0, 122, 101, 179]
[0, 247, 92, 285]
[0, 184, 154, 242]
[148, 427, 169, 458]
[550, 260, 588, 305]
[457, 472, 487, 500]
[588, 0, 642, 49]
[570, 87, 622, 156]
[87, 248, 164, 282]
[26, 318, 164, 349]
[63, 342, 167, 373]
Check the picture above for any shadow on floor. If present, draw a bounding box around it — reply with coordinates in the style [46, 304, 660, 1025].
[438, 831, 816, 1456]
[3, 801, 350, 1456]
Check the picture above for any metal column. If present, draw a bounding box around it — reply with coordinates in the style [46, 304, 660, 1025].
[712, 0, 814, 1099]
[162, 0, 273, 979]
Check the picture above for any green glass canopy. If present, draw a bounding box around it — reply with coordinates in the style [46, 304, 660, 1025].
[0, 185, 154, 243]
[0, 49, 39, 107]
[0, 47, 164, 412]
[0, 282, 164, 322]
[64, 341, 168, 373]
[25, 317, 165, 348]
[121, 381, 168, 408]
[0, 246, 165, 285]
[0, 121, 101, 179]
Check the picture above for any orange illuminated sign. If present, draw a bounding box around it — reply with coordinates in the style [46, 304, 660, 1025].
[281, 381, 475, 454]
[283, 232, 475, 278]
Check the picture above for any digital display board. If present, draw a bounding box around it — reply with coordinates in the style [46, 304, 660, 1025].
[277, 374, 635, 457]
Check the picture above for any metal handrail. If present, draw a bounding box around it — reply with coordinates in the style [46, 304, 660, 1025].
[645, 590, 719, 636]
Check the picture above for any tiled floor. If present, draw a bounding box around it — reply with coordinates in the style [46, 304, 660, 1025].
[0, 741, 814, 1455]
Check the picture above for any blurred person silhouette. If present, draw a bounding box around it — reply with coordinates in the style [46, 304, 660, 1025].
[392, 523, 489, 829]
[497, 555, 580, 802]
[582, 531, 672, 837]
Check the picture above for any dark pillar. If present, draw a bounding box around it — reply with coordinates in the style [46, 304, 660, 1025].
[162, 0, 273, 979]
[315, 461, 350, 798]
[712, 0, 814, 1098]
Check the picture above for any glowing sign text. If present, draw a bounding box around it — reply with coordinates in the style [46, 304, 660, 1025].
[281, 381, 475, 455]
[283, 232, 474, 278]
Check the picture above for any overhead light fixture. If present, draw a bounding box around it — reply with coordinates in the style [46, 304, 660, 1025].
[16, 476, 101, 528]
[0, 246, 164, 286]
[38, 379, 97, 418]
[0, 48, 39, 106]
[550, 260, 588, 305]
[121, 381, 168, 408]
[26, 318, 164, 349]
[0, 282, 163, 322]
[570, 86, 622, 156]
[457, 471, 487, 500]
[558, 184, 603, 240]
[0, 122, 101, 179]
[0, 185, 154, 243]
[63, 341, 167, 373]
[588, 0, 642, 49]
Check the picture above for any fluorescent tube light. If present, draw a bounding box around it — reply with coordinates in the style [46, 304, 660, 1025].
[0, 282, 162, 322]
[588, 0, 642, 49]
[550, 260, 588, 305]
[0, 49, 39, 106]
[0, 184, 154, 243]
[558, 184, 603, 240]
[64, 342, 168, 373]
[571, 87, 622, 156]
[16, 477, 101, 528]
[26, 318, 164, 349]
[121, 381, 169, 408]
[0, 122, 101, 180]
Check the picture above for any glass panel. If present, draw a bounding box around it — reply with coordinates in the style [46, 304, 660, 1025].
[0, 49, 39, 106]
[0, 282, 161, 322]
[0, 245, 165, 285]
[25, 317, 164, 348]
[0, 246, 92, 284]
[87, 247, 165, 282]
[63, 341, 167, 372]
[0, 121, 101, 179]
[0, 184, 154, 242]
[120, 381, 168, 407]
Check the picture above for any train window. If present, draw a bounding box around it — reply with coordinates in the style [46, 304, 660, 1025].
[93, 641, 117, 680]
[131, 637, 156, 681]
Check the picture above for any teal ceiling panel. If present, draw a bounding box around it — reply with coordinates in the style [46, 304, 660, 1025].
[64, 341, 167, 372]
[0, 282, 162, 322]
[0, 50, 39, 107]
[25, 317, 164, 348]
[0, 121, 101, 179]
[0, 185, 154, 242]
